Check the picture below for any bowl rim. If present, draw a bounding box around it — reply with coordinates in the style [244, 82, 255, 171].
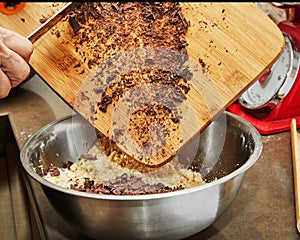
[20, 111, 262, 201]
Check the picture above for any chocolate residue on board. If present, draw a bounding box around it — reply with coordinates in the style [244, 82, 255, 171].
[54, 2, 195, 163]
[71, 9, 189, 113]
[64, 2, 192, 108]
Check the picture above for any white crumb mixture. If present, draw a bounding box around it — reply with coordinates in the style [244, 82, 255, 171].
[44, 144, 205, 189]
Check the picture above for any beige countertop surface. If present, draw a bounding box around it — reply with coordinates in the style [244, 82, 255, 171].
[0, 2, 298, 239]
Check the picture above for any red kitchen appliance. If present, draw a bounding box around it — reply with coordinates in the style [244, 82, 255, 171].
[228, 3, 300, 134]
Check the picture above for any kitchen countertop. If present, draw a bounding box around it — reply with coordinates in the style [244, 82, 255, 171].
[0, 2, 299, 240]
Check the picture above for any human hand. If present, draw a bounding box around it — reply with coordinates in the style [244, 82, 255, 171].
[0, 27, 33, 98]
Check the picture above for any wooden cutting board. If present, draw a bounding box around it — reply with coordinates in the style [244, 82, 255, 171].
[0, 2, 284, 167]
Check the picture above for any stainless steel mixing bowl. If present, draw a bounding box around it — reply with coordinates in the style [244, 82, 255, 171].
[20, 111, 262, 240]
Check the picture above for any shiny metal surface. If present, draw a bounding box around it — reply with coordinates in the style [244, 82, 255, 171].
[238, 32, 300, 114]
[20, 111, 262, 240]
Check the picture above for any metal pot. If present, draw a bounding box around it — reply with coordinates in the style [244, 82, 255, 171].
[20, 111, 262, 240]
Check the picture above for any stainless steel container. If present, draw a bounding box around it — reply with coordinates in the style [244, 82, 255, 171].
[20, 111, 262, 240]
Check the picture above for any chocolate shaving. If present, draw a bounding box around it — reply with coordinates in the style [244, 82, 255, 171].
[69, 173, 184, 195]
[81, 153, 97, 160]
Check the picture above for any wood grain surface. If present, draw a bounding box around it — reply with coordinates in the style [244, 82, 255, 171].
[0, 2, 284, 167]
[291, 119, 300, 233]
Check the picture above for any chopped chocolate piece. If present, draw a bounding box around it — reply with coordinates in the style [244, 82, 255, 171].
[62, 160, 74, 170]
[39, 17, 48, 24]
[48, 166, 60, 176]
[81, 153, 97, 160]
[68, 14, 81, 33]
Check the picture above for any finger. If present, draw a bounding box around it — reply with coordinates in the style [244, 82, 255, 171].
[0, 68, 11, 98]
[0, 39, 31, 87]
[0, 27, 33, 62]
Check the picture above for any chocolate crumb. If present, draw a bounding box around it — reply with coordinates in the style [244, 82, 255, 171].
[39, 17, 48, 24]
[81, 153, 97, 160]
[48, 166, 60, 176]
